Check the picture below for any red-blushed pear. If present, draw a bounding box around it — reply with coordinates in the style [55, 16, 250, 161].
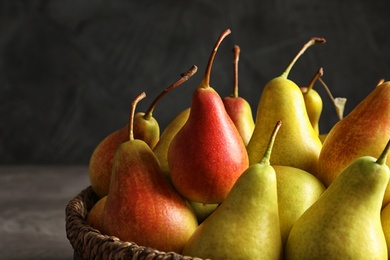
[300, 67, 324, 136]
[316, 81, 390, 207]
[222, 45, 255, 145]
[168, 29, 249, 204]
[101, 92, 198, 253]
[133, 65, 197, 150]
[89, 123, 129, 198]
[246, 37, 325, 175]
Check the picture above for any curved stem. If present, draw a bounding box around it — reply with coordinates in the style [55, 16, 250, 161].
[232, 45, 240, 98]
[281, 37, 326, 79]
[144, 65, 198, 120]
[129, 92, 146, 141]
[303, 67, 323, 93]
[202, 29, 231, 88]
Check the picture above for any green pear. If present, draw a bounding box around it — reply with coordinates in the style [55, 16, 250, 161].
[182, 121, 283, 259]
[246, 37, 325, 175]
[222, 45, 255, 145]
[101, 92, 198, 253]
[153, 108, 190, 179]
[317, 81, 390, 207]
[133, 65, 197, 149]
[273, 165, 325, 246]
[168, 29, 249, 204]
[300, 67, 323, 135]
[286, 140, 390, 260]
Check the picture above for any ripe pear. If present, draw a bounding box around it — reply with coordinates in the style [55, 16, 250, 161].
[168, 29, 249, 204]
[247, 37, 325, 175]
[133, 65, 197, 149]
[222, 45, 255, 145]
[300, 67, 323, 135]
[273, 165, 325, 246]
[101, 92, 198, 253]
[187, 200, 219, 224]
[182, 121, 283, 259]
[153, 108, 190, 179]
[89, 123, 129, 198]
[286, 140, 390, 260]
[317, 81, 390, 206]
[380, 202, 390, 255]
[86, 195, 107, 231]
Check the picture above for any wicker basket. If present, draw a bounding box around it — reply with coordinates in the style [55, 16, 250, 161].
[65, 186, 202, 260]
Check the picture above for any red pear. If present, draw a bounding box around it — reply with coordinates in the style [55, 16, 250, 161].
[168, 29, 249, 204]
[101, 92, 198, 253]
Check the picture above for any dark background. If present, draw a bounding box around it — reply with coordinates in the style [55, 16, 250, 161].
[1, 0, 389, 165]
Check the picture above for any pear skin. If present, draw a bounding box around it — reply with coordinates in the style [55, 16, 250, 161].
[317, 81, 390, 206]
[247, 38, 324, 175]
[101, 92, 198, 253]
[168, 29, 249, 204]
[182, 121, 283, 259]
[286, 141, 390, 259]
[273, 165, 325, 246]
[301, 67, 323, 135]
[153, 108, 190, 179]
[89, 124, 129, 198]
[86, 196, 107, 231]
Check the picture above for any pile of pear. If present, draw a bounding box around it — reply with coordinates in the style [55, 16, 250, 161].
[86, 29, 390, 259]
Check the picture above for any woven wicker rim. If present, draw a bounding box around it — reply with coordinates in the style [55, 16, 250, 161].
[65, 186, 201, 260]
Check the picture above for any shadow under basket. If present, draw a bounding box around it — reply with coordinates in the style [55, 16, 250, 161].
[65, 186, 201, 260]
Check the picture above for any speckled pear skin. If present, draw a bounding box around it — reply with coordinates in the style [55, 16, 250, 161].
[247, 77, 322, 175]
[286, 147, 390, 260]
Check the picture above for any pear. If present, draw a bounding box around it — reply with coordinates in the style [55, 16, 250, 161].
[101, 92, 198, 253]
[89, 123, 129, 198]
[273, 165, 325, 246]
[300, 67, 324, 135]
[168, 29, 249, 204]
[286, 140, 390, 260]
[187, 200, 219, 224]
[222, 45, 255, 145]
[133, 65, 197, 149]
[86, 195, 107, 231]
[317, 81, 390, 206]
[381, 202, 390, 255]
[246, 37, 325, 175]
[182, 121, 283, 259]
[153, 108, 190, 179]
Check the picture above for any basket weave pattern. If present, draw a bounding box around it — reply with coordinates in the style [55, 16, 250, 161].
[65, 186, 200, 260]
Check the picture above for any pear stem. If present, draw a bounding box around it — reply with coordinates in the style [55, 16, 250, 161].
[303, 67, 323, 93]
[318, 77, 335, 102]
[376, 139, 390, 165]
[259, 121, 282, 165]
[201, 29, 231, 88]
[281, 37, 326, 79]
[144, 65, 198, 120]
[129, 92, 146, 141]
[232, 45, 240, 98]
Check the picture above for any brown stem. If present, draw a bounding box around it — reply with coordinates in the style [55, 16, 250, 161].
[202, 29, 231, 88]
[377, 139, 390, 165]
[303, 67, 323, 93]
[281, 37, 326, 79]
[129, 92, 146, 141]
[144, 65, 198, 120]
[260, 121, 282, 165]
[232, 45, 240, 98]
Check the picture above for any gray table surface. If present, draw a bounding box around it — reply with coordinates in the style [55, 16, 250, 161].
[0, 165, 90, 260]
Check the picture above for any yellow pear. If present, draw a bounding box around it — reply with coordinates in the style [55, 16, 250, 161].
[381, 202, 390, 255]
[86, 196, 107, 231]
[247, 37, 324, 175]
[273, 165, 325, 246]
